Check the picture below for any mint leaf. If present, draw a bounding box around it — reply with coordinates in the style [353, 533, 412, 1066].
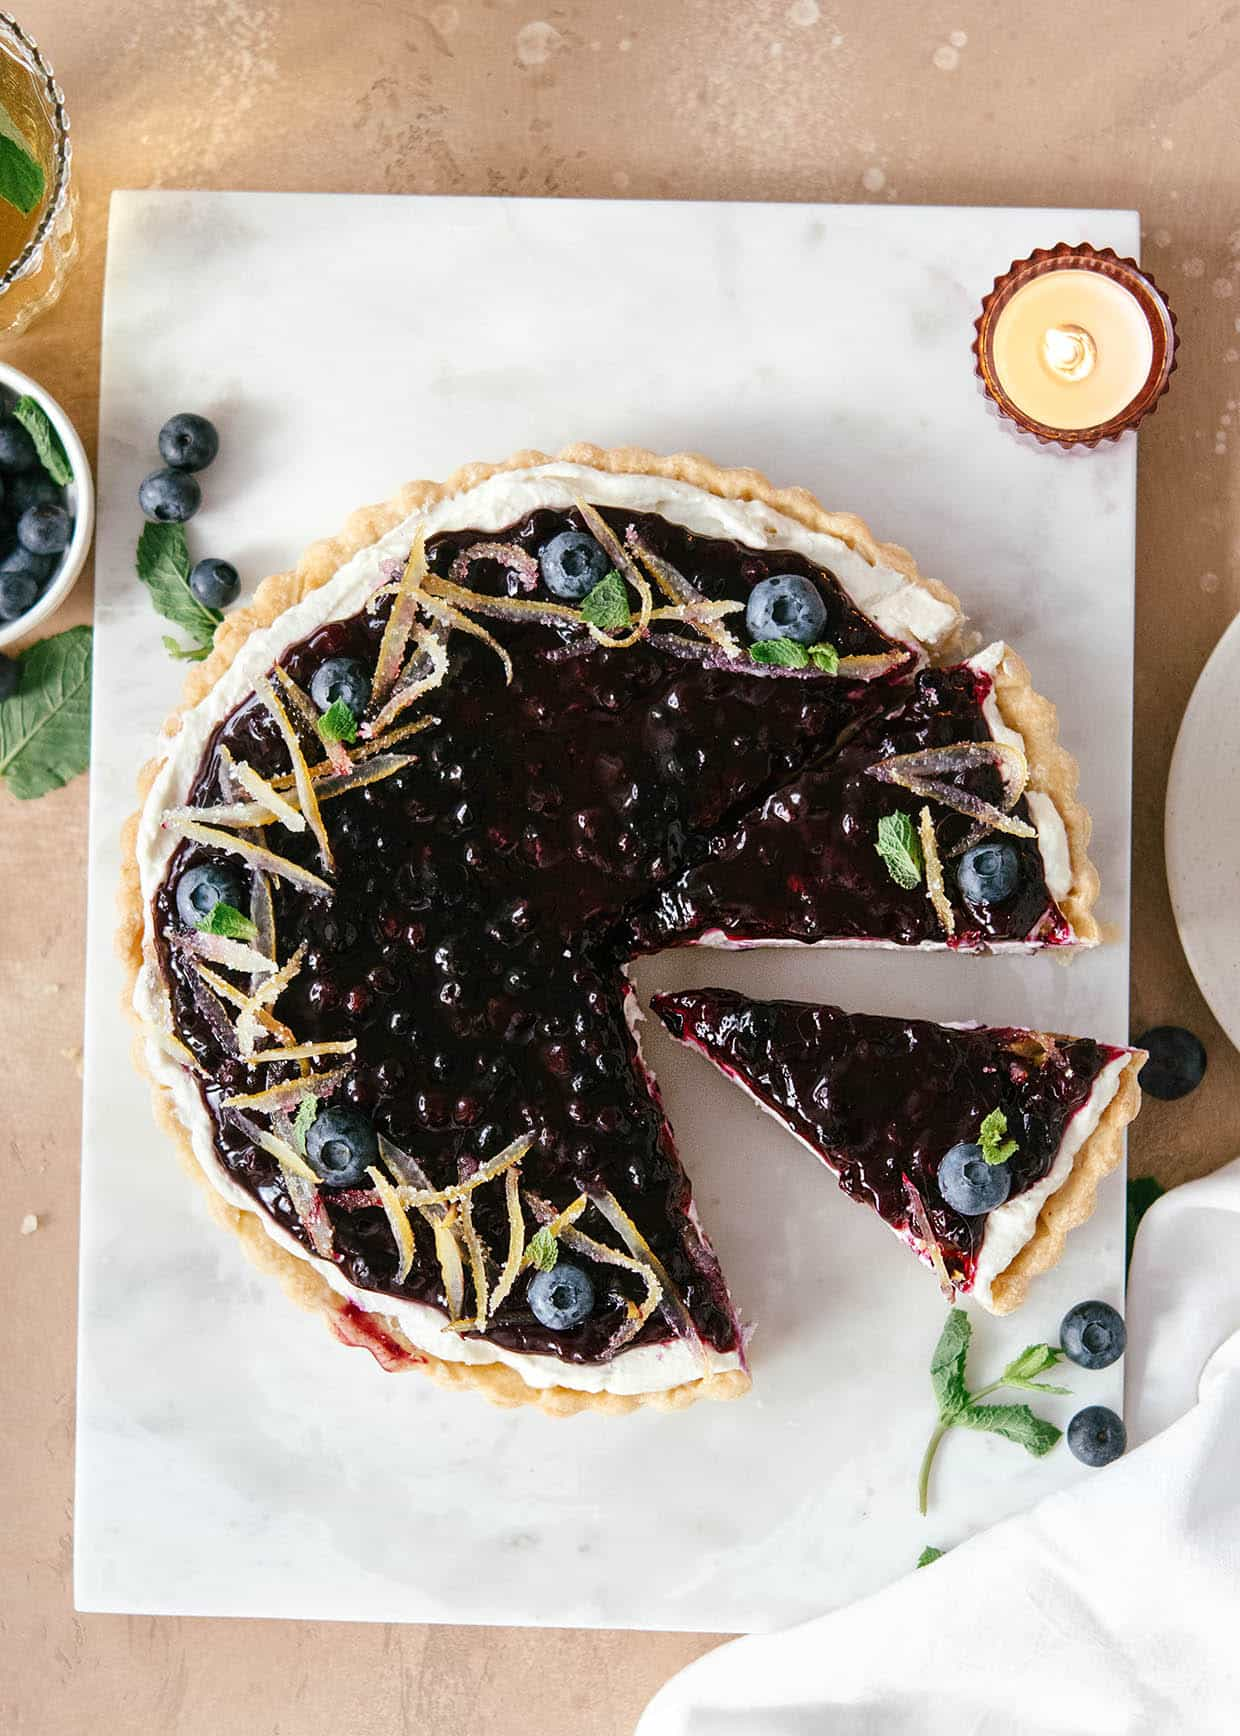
[580, 571, 630, 633]
[957, 1402, 1062, 1458]
[1127, 1175, 1164, 1271]
[0, 625, 92, 799]
[875, 810, 922, 890]
[978, 1107, 1018, 1166]
[163, 634, 210, 663]
[0, 131, 44, 217]
[12, 394, 72, 486]
[749, 637, 809, 668]
[808, 641, 840, 674]
[137, 522, 220, 661]
[317, 698, 358, 746]
[916, 1545, 945, 1569]
[929, 1307, 972, 1423]
[526, 1225, 559, 1272]
[291, 1094, 318, 1156]
[998, 1343, 1071, 1394]
[195, 901, 258, 942]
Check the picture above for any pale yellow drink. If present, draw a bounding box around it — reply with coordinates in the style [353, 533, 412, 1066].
[0, 18, 75, 337]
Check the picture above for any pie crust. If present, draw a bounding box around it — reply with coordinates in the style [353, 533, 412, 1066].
[117, 442, 1107, 1411]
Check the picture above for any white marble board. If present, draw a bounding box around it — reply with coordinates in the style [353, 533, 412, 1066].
[77, 192, 1137, 1630]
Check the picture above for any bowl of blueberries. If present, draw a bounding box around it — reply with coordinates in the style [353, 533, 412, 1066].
[0, 361, 94, 651]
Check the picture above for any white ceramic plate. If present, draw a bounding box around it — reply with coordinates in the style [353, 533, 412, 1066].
[1166, 611, 1240, 1049]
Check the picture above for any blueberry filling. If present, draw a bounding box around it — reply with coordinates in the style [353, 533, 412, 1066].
[153, 505, 1074, 1360]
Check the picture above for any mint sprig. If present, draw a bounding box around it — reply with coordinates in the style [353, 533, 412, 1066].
[978, 1106, 1019, 1166]
[916, 1545, 945, 1569]
[137, 522, 221, 661]
[195, 901, 258, 942]
[875, 810, 922, 890]
[0, 625, 92, 799]
[317, 698, 358, 746]
[580, 571, 630, 633]
[918, 1308, 1067, 1514]
[747, 639, 840, 671]
[526, 1225, 559, 1272]
[0, 130, 44, 217]
[13, 395, 72, 486]
[291, 1094, 319, 1156]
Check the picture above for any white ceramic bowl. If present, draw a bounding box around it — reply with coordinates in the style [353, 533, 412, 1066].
[0, 360, 94, 651]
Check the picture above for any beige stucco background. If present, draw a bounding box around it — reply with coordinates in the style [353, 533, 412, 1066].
[3, 2, 1238, 1730]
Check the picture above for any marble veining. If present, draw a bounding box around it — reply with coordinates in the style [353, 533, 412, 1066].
[77, 192, 1135, 1630]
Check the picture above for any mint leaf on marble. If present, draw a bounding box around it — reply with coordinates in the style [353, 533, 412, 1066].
[749, 637, 809, 669]
[916, 1545, 945, 1569]
[875, 810, 922, 890]
[580, 571, 630, 634]
[0, 129, 44, 217]
[0, 625, 92, 799]
[195, 901, 258, 943]
[526, 1225, 559, 1273]
[918, 1307, 1067, 1514]
[137, 521, 220, 661]
[978, 1106, 1019, 1166]
[13, 394, 72, 485]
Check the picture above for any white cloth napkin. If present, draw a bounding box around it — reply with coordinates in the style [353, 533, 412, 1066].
[637, 1160, 1240, 1736]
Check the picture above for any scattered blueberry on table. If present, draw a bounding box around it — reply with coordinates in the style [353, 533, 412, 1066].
[1066, 1405, 1126, 1467]
[188, 556, 240, 610]
[1060, 1300, 1126, 1370]
[138, 466, 201, 523]
[158, 411, 220, 473]
[1135, 1025, 1207, 1101]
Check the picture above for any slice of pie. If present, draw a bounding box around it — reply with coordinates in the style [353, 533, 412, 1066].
[654, 987, 1143, 1312]
[119, 443, 1103, 1413]
[628, 640, 1098, 956]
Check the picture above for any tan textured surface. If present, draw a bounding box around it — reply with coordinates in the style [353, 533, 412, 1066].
[5, 1, 1240, 1730]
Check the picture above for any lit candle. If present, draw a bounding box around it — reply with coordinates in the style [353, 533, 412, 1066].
[974, 244, 1178, 448]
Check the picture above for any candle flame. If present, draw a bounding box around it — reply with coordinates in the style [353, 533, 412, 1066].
[1042, 323, 1097, 382]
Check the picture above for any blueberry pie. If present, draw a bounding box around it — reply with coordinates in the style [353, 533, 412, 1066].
[654, 988, 1143, 1313]
[120, 445, 1114, 1412]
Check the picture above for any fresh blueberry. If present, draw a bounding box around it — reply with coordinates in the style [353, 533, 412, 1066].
[158, 412, 220, 473]
[305, 1106, 378, 1188]
[745, 574, 827, 646]
[539, 529, 610, 600]
[138, 467, 202, 523]
[0, 570, 38, 620]
[1060, 1300, 1126, 1370]
[310, 655, 372, 715]
[175, 861, 245, 929]
[937, 1141, 1012, 1214]
[1067, 1405, 1126, 1467]
[188, 557, 240, 610]
[1136, 1026, 1207, 1101]
[7, 472, 59, 516]
[0, 650, 16, 699]
[528, 1260, 595, 1330]
[956, 841, 1021, 905]
[0, 415, 37, 472]
[0, 541, 55, 576]
[17, 501, 71, 554]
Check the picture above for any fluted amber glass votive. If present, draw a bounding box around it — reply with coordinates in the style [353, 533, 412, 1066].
[973, 244, 1178, 449]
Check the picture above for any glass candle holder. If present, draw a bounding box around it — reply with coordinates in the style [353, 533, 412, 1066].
[973, 243, 1178, 449]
